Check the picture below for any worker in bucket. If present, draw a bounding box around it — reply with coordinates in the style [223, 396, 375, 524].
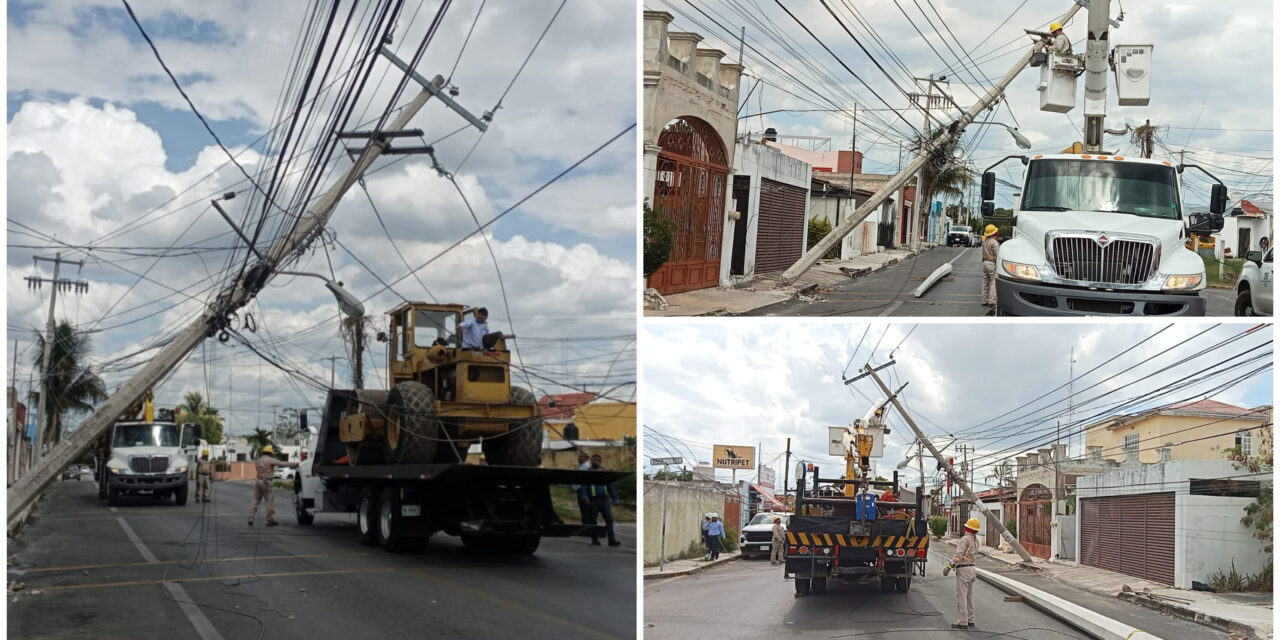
[249, 445, 298, 527]
[1043, 22, 1071, 55]
[981, 224, 1000, 309]
[195, 449, 213, 503]
[951, 517, 982, 629]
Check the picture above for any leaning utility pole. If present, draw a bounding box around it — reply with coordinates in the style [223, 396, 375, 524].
[8, 48, 488, 522]
[781, 1, 1083, 283]
[24, 253, 89, 470]
[863, 363, 1035, 563]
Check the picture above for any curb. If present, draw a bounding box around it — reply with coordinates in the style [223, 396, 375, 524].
[977, 568, 1163, 640]
[1117, 592, 1262, 640]
[644, 553, 740, 580]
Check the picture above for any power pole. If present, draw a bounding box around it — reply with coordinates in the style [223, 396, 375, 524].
[321, 356, 341, 388]
[780, 0, 1084, 283]
[9, 49, 489, 521]
[863, 363, 1035, 563]
[25, 253, 89, 469]
[782, 437, 791, 506]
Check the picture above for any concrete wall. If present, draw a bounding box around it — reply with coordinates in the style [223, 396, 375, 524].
[723, 141, 812, 285]
[809, 193, 884, 260]
[1084, 414, 1269, 464]
[1217, 214, 1272, 259]
[1077, 459, 1270, 589]
[643, 480, 735, 564]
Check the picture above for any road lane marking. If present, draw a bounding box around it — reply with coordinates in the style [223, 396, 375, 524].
[117, 517, 224, 640]
[878, 301, 904, 316]
[409, 569, 625, 640]
[948, 248, 972, 265]
[36, 566, 396, 593]
[17, 551, 371, 574]
[110, 507, 118, 513]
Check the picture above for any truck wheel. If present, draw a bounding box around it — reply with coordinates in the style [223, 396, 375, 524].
[107, 485, 120, 507]
[378, 485, 408, 553]
[1235, 290, 1255, 316]
[357, 488, 380, 547]
[174, 483, 189, 506]
[811, 576, 827, 594]
[98, 475, 108, 500]
[481, 386, 542, 467]
[880, 577, 893, 593]
[385, 382, 439, 464]
[794, 578, 811, 596]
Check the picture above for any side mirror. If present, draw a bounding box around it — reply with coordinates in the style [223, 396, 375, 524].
[1246, 251, 1263, 265]
[1188, 212, 1224, 234]
[981, 172, 996, 201]
[1210, 183, 1228, 214]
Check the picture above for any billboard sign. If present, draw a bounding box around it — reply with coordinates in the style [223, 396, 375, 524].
[712, 444, 754, 470]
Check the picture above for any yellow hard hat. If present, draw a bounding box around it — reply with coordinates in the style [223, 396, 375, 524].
[774, 516, 781, 523]
[261, 445, 274, 454]
[964, 517, 981, 532]
[1049, 22, 1063, 32]
[201, 449, 209, 457]
[983, 224, 999, 238]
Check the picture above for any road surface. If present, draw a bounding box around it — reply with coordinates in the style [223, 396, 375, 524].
[644, 549, 1226, 639]
[749, 246, 1235, 316]
[10, 478, 635, 640]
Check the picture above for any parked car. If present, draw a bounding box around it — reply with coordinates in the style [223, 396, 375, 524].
[1235, 247, 1273, 316]
[739, 512, 790, 559]
[77, 465, 94, 482]
[273, 466, 296, 481]
[946, 225, 973, 247]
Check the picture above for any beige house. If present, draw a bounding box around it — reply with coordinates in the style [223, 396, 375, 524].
[1083, 399, 1271, 464]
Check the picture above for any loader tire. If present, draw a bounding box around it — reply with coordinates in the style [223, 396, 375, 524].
[794, 578, 811, 597]
[481, 386, 542, 467]
[384, 382, 439, 464]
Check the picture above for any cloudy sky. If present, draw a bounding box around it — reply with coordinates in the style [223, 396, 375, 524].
[7, 1, 636, 436]
[642, 321, 1273, 490]
[651, 0, 1272, 208]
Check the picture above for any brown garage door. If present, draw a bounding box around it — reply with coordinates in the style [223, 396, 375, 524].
[1081, 493, 1175, 585]
[754, 178, 806, 273]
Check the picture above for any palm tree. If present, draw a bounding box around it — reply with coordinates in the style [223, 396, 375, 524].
[915, 125, 975, 243]
[31, 320, 108, 448]
[176, 391, 224, 445]
[244, 428, 275, 458]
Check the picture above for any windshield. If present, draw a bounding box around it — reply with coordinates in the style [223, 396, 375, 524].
[1022, 160, 1181, 219]
[414, 310, 458, 348]
[749, 513, 786, 525]
[950, 226, 970, 234]
[113, 423, 180, 448]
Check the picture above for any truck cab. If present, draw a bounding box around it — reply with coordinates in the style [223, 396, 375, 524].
[983, 154, 1226, 315]
[98, 420, 192, 506]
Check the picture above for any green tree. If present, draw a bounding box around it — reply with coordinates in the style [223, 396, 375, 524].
[651, 468, 694, 482]
[176, 391, 224, 445]
[31, 320, 108, 448]
[643, 200, 676, 280]
[244, 428, 276, 458]
[916, 125, 974, 240]
[807, 215, 838, 259]
[1225, 429, 1273, 554]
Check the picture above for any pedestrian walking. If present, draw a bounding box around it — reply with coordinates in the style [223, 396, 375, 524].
[951, 517, 981, 629]
[981, 224, 1000, 308]
[705, 513, 726, 560]
[248, 445, 298, 527]
[701, 514, 713, 559]
[770, 516, 786, 565]
[195, 450, 213, 503]
[573, 451, 595, 532]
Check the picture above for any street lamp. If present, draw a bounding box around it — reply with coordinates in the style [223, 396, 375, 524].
[277, 271, 365, 318]
[970, 121, 1032, 150]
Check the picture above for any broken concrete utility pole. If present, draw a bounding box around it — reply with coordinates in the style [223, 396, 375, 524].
[862, 363, 1036, 564]
[780, 1, 1083, 284]
[8, 58, 482, 522]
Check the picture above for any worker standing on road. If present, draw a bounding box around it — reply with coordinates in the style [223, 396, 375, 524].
[585, 454, 621, 547]
[195, 450, 213, 503]
[249, 445, 298, 527]
[951, 517, 981, 629]
[770, 516, 785, 565]
[458, 307, 490, 349]
[981, 225, 1000, 309]
[705, 513, 726, 560]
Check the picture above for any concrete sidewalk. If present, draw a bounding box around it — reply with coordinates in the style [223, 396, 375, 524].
[936, 537, 1272, 640]
[645, 248, 920, 316]
[643, 550, 741, 579]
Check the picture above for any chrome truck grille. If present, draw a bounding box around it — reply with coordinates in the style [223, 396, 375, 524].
[1049, 234, 1158, 285]
[128, 456, 169, 473]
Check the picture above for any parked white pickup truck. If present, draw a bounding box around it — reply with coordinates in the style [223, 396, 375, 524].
[1235, 248, 1273, 316]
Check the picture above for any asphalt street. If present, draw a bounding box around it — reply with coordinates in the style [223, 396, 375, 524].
[644, 550, 1226, 640]
[10, 478, 635, 640]
[747, 246, 1236, 317]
